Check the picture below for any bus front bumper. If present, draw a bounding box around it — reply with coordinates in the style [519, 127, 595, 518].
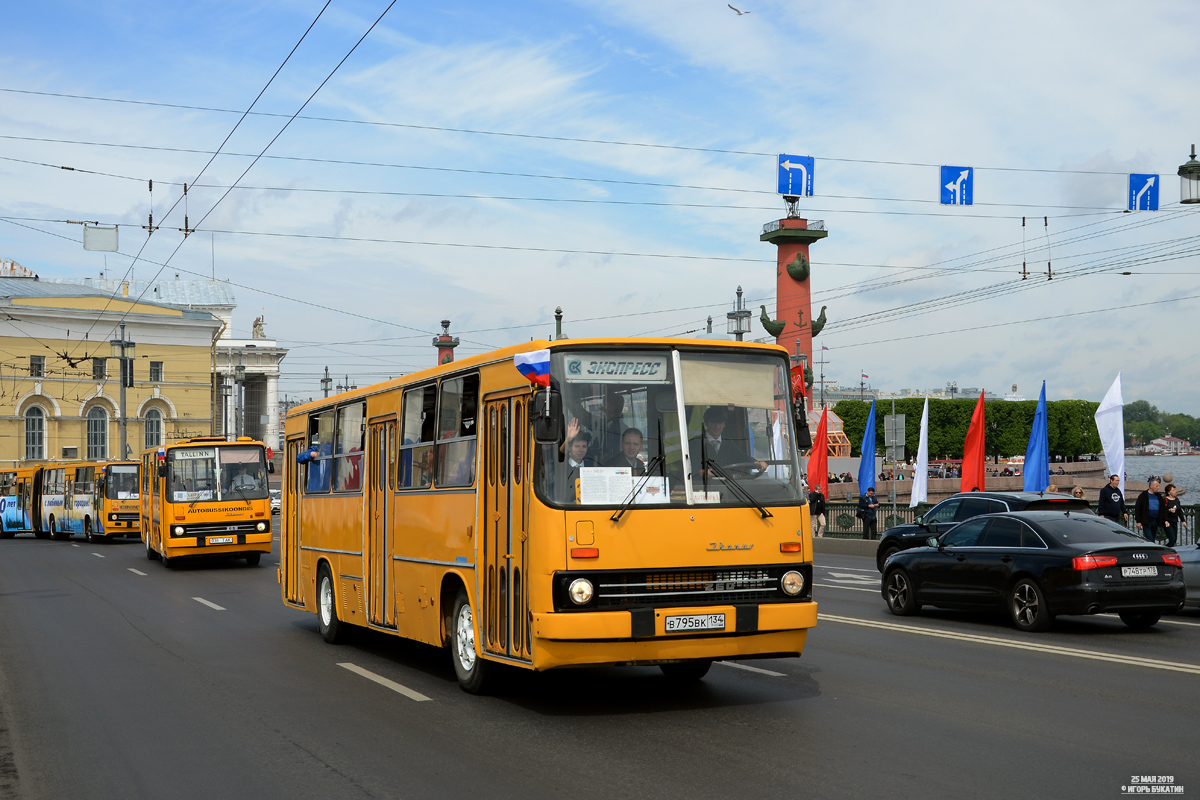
[163, 532, 273, 556]
[529, 601, 817, 670]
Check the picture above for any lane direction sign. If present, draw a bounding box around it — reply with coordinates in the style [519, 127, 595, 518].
[1128, 173, 1159, 211]
[778, 154, 814, 197]
[940, 166, 974, 206]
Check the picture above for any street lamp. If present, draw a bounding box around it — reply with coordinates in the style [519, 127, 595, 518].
[234, 355, 246, 438]
[1179, 144, 1200, 205]
[109, 322, 135, 460]
[220, 382, 233, 439]
[726, 285, 752, 341]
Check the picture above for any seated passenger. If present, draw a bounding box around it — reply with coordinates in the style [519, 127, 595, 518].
[606, 428, 647, 476]
[558, 431, 597, 502]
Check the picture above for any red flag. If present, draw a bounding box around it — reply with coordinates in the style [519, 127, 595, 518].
[808, 407, 829, 497]
[790, 365, 806, 401]
[960, 391, 986, 492]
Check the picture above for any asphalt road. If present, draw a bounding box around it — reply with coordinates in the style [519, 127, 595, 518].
[0, 531, 1196, 800]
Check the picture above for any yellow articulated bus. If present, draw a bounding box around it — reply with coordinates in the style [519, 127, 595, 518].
[141, 437, 273, 568]
[0, 466, 41, 538]
[280, 338, 817, 692]
[94, 461, 141, 540]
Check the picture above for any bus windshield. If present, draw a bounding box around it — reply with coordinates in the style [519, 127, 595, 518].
[167, 446, 268, 503]
[105, 465, 139, 499]
[533, 348, 803, 509]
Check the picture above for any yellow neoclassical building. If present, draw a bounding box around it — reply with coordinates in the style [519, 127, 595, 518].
[0, 274, 224, 465]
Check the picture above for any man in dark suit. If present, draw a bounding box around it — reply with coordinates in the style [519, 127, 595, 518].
[606, 428, 647, 476]
[692, 406, 766, 476]
[559, 431, 597, 502]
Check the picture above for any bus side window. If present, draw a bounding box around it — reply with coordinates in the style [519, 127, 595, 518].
[306, 411, 335, 493]
[334, 403, 365, 492]
[435, 373, 479, 488]
[399, 385, 436, 489]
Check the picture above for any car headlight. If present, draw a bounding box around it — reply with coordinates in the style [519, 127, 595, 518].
[781, 570, 805, 596]
[568, 578, 594, 605]
[256, 522, 267, 531]
[173, 526, 185, 536]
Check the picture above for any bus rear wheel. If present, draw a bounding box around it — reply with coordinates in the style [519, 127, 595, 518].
[85, 518, 96, 544]
[49, 517, 66, 541]
[450, 590, 492, 694]
[317, 565, 345, 644]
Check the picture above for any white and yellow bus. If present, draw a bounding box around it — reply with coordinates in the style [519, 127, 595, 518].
[280, 338, 817, 692]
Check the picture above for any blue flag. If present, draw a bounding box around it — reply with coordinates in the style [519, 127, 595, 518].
[857, 399, 877, 491]
[1023, 381, 1049, 492]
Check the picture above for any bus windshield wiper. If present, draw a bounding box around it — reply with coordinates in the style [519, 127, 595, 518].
[703, 458, 772, 519]
[610, 455, 664, 522]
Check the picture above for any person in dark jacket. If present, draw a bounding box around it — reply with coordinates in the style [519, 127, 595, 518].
[858, 486, 879, 540]
[808, 486, 827, 537]
[1133, 477, 1164, 543]
[1162, 483, 1185, 548]
[1097, 474, 1127, 523]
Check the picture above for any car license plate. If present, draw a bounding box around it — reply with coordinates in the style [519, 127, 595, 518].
[208, 536, 235, 545]
[664, 613, 725, 633]
[1121, 566, 1158, 578]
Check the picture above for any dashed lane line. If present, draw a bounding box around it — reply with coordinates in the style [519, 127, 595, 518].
[128, 568, 146, 576]
[92, 553, 105, 558]
[338, 662, 431, 702]
[193, 597, 226, 611]
[72, 544, 79, 547]
[814, 564, 877, 573]
[821, 613, 1200, 676]
[816, 582, 877, 593]
[717, 661, 786, 677]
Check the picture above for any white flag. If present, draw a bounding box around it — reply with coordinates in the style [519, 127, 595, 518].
[910, 396, 930, 508]
[1094, 373, 1124, 496]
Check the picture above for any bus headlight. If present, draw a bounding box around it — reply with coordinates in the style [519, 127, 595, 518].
[173, 526, 185, 536]
[781, 570, 805, 596]
[568, 578, 594, 605]
[256, 522, 267, 531]
[109, 513, 118, 521]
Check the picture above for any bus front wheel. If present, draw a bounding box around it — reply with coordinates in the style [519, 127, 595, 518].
[317, 566, 345, 644]
[660, 660, 712, 681]
[245, 552, 261, 567]
[450, 590, 492, 694]
[85, 518, 96, 544]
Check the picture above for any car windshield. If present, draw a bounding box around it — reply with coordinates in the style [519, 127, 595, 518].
[1038, 515, 1146, 545]
[167, 445, 269, 502]
[533, 348, 803, 509]
[105, 465, 139, 499]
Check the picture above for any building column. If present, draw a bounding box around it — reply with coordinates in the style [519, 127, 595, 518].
[265, 372, 280, 449]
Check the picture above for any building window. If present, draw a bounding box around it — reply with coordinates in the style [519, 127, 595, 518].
[87, 406, 108, 459]
[149, 361, 163, 382]
[29, 355, 45, 378]
[92, 358, 107, 381]
[24, 407, 45, 460]
[144, 408, 163, 449]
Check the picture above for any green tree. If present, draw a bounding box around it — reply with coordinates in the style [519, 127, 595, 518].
[1124, 400, 1160, 425]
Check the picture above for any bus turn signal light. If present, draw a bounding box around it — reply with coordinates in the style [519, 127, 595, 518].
[570, 548, 599, 559]
[780, 542, 802, 552]
[1072, 554, 1118, 571]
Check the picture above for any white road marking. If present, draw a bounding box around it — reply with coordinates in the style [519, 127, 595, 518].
[1101, 613, 1200, 629]
[815, 565, 877, 573]
[92, 553, 105, 558]
[72, 544, 79, 548]
[815, 582, 877, 593]
[717, 661, 786, 677]
[338, 662, 431, 702]
[127, 568, 147, 576]
[822, 613, 1200, 676]
[193, 597, 226, 611]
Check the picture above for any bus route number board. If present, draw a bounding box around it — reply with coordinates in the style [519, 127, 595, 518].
[664, 613, 725, 633]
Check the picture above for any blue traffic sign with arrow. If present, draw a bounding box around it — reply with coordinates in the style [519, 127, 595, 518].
[777, 154, 814, 197]
[1128, 174, 1159, 211]
[940, 166, 974, 206]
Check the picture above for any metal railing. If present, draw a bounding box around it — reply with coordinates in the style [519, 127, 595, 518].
[815, 501, 1198, 546]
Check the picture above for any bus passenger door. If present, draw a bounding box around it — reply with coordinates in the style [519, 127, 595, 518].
[482, 397, 527, 660]
[284, 437, 304, 604]
[366, 419, 396, 627]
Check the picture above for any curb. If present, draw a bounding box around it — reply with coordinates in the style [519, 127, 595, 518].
[813, 537, 878, 558]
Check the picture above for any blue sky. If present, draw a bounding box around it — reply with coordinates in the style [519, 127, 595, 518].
[1, 0, 1198, 413]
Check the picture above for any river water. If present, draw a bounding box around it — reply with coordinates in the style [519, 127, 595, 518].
[1113, 455, 1200, 495]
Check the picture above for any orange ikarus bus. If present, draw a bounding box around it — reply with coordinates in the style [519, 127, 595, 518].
[281, 339, 817, 692]
[142, 437, 273, 567]
[95, 461, 141, 540]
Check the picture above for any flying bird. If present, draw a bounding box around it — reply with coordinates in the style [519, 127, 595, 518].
[728, 4, 750, 14]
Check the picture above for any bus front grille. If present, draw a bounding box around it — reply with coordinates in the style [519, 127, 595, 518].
[553, 565, 812, 611]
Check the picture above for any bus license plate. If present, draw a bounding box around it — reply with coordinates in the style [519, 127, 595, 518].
[1121, 566, 1157, 578]
[208, 536, 235, 545]
[664, 613, 725, 633]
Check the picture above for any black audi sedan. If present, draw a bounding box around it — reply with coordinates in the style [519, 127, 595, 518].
[880, 511, 1185, 631]
[875, 491, 1092, 571]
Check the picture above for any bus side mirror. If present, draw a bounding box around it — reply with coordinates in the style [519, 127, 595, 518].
[531, 389, 563, 444]
[794, 407, 813, 450]
[157, 464, 167, 478]
[267, 461, 275, 474]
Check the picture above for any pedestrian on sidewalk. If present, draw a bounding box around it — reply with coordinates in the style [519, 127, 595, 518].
[1162, 483, 1185, 548]
[1133, 477, 1165, 543]
[808, 486, 827, 537]
[1097, 474, 1128, 524]
[858, 487, 879, 540]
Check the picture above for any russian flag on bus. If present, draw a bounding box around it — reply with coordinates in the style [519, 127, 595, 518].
[514, 349, 552, 387]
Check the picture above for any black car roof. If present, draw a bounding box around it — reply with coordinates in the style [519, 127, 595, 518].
[943, 491, 1084, 504]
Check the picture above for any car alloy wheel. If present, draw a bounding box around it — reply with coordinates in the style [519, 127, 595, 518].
[1009, 579, 1052, 632]
[884, 569, 919, 616]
